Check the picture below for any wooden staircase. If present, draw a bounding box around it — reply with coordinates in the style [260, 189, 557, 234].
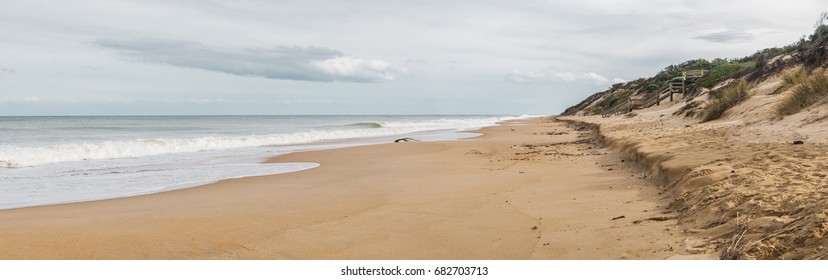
[601, 70, 707, 117]
[656, 70, 707, 105]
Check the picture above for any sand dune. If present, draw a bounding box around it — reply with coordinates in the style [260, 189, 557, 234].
[561, 72, 828, 259]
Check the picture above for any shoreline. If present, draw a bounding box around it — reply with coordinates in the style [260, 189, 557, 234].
[0, 129, 480, 212]
[0, 117, 704, 259]
[0, 116, 518, 211]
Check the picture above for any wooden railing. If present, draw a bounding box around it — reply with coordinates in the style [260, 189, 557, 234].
[656, 81, 684, 105]
[685, 70, 707, 79]
[601, 70, 708, 117]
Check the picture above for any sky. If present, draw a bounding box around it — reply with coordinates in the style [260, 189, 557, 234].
[0, 0, 824, 116]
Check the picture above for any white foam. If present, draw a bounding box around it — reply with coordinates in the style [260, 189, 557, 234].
[0, 115, 537, 168]
[0, 129, 383, 167]
[0, 147, 319, 209]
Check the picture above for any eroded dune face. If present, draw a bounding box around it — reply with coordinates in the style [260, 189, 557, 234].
[560, 68, 828, 259]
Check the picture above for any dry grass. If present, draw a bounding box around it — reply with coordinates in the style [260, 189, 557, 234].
[772, 67, 808, 95]
[720, 224, 749, 260]
[673, 100, 703, 118]
[776, 68, 828, 116]
[703, 79, 752, 122]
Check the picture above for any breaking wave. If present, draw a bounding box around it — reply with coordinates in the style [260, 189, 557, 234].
[0, 115, 540, 168]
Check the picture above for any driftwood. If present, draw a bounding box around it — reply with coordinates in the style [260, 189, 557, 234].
[632, 216, 677, 224]
[394, 137, 420, 143]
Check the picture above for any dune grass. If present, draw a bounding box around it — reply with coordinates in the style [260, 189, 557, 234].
[703, 79, 751, 122]
[776, 68, 828, 116]
[772, 67, 809, 95]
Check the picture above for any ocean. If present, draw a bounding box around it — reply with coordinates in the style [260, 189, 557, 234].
[0, 115, 533, 210]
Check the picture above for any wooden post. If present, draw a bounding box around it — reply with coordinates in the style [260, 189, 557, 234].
[656, 89, 660, 106]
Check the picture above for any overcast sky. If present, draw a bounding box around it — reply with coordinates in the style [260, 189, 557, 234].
[0, 0, 823, 115]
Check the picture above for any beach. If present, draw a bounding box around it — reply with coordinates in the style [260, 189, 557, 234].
[0, 117, 700, 259]
[5, 0, 828, 266]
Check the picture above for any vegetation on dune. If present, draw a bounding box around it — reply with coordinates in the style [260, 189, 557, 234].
[595, 89, 632, 110]
[696, 60, 753, 88]
[562, 12, 828, 118]
[703, 79, 752, 122]
[772, 67, 809, 95]
[651, 59, 709, 88]
[781, 67, 809, 87]
[673, 100, 703, 118]
[800, 12, 828, 68]
[772, 13, 828, 116]
[776, 68, 828, 116]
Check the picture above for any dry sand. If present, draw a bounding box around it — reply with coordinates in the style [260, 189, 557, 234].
[0, 117, 702, 259]
[560, 74, 828, 259]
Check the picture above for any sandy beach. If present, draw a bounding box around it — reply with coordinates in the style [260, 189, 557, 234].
[0, 117, 702, 259]
[6, 0, 828, 265]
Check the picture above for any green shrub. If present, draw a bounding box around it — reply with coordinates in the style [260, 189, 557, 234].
[703, 79, 751, 121]
[710, 58, 729, 68]
[776, 69, 828, 116]
[687, 59, 711, 70]
[596, 90, 633, 109]
[697, 62, 750, 88]
[808, 24, 828, 42]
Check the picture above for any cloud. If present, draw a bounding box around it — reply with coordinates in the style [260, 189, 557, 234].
[1, 68, 14, 74]
[507, 70, 621, 85]
[310, 57, 407, 82]
[693, 29, 756, 43]
[0, 96, 42, 104]
[185, 98, 226, 104]
[94, 38, 406, 82]
[506, 70, 550, 83]
[582, 72, 609, 84]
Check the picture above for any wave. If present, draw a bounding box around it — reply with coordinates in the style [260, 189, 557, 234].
[0, 129, 389, 168]
[0, 115, 539, 168]
[346, 122, 383, 128]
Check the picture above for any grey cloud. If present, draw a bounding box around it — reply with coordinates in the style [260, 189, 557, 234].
[506, 70, 620, 85]
[1, 68, 15, 73]
[94, 38, 405, 82]
[693, 30, 756, 43]
[1, 0, 822, 116]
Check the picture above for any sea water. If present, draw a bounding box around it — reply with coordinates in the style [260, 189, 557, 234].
[0, 115, 534, 209]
